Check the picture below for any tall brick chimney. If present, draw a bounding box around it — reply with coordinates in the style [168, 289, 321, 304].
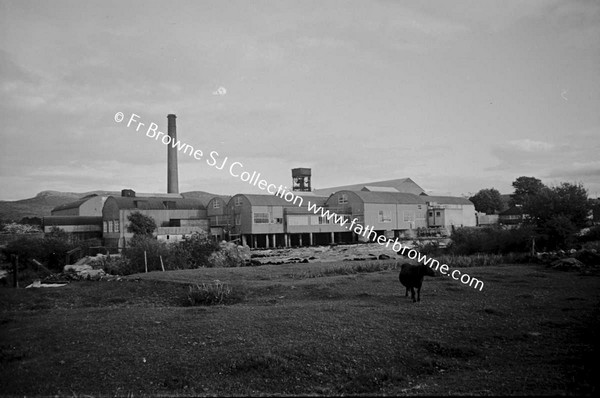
[167, 114, 179, 194]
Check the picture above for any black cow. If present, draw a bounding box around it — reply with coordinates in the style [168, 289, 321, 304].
[399, 263, 436, 302]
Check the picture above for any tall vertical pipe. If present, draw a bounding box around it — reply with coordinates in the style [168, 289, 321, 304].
[167, 114, 179, 194]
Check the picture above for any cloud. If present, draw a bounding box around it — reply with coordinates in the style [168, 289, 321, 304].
[545, 160, 600, 179]
[507, 139, 555, 152]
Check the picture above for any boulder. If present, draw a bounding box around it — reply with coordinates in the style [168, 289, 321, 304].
[208, 242, 252, 267]
[550, 257, 584, 271]
[63, 263, 107, 279]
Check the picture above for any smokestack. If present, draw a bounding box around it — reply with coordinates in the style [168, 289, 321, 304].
[167, 114, 179, 194]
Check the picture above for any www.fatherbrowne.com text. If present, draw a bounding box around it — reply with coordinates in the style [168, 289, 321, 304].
[115, 112, 484, 291]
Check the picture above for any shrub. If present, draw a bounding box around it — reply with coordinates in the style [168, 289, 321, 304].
[102, 255, 138, 276]
[2, 232, 76, 272]
[164, 243, 193, 270]
[579, 225, 600, 243]
[122, 235, 169, 273]
[537, 215, 578, 250]
[448, 225, 534, 255]
[177, 232, 220, 268]
[185, 281, 241, 305]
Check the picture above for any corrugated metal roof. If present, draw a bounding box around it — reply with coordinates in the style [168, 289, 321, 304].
[361, 186, 400, 192]
[234, 193, 328, 208]
[421, 195, 473, 205]
[107, 196, 206, 210]
[51, 195, 98, 212]
[337, 190, 426, 204]
[43, 216, 102, 226]
[314, 178, 425, 196]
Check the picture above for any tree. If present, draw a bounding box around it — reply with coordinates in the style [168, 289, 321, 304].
[523, 182, 591, 249]
[511, 176, 546, 206]
[126, 212, 157, 237]
[524, 182, 590, 229]
[469, 188, 505, 214]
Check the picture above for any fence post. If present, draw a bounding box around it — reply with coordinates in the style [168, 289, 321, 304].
[160, 255, 165, 272]
[144, 251, 148, 273]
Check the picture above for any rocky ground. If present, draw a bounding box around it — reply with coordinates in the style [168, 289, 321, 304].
[250, 242, 413, 264]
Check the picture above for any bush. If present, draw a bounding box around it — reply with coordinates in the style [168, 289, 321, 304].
[537, 215, 578, 250]
[177, 232, 220, 268]
[185, 281, 241, 305]
[2, 232, 76, 272]
[122, 235, 169, 273]
[579, 225, 600, 243]
[102, 255, 138, 276]
[448, 225, 535, 255]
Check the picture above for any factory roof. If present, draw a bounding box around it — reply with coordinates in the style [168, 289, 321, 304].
[105, 196, 206, 210]
[332, 190, 426, 205]
[420, 195, 473, 206]
[51, 194, 99, 212]
[232, 193, 328, 208]
[314, 177, 425, 196]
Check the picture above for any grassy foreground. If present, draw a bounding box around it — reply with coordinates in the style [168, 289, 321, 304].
[0, 260, 599, 396]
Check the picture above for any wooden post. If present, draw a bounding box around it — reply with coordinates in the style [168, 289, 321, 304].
[144, 251, 148, 273]
[160, 255, 165, 272]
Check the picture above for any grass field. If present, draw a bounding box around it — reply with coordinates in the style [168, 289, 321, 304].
[1, 260, 599, 396]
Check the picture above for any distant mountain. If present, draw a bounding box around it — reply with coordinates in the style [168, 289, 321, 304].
[0, 190, 226, 222]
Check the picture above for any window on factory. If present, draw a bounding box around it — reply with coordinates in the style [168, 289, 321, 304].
[253, 213, 269, 224]
[235, 215, 241, 225]
[114, 220, 120, 233]
[428, 211, 433, 217]
[108, 220, 114, 233]
[103, 221, 108, 233]
[436, 211, 441, 217]
[318, 216, 330, 224]
[234, 197, 242, 206]
[274, 217, 283, 224]
[378, 210, 391, 222]
[338, 194, 348, 204]
[213, 201, 220, 209]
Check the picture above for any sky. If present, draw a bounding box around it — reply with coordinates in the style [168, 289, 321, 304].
[0, 0, 599, 201]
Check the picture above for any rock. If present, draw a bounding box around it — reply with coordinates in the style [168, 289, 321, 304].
[550, 257, 584, 270]
[378, 254, 391, 260]
[63, 263, 107, 280]
[208, 242, 252, 267]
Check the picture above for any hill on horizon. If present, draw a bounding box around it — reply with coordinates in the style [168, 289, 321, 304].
[0, 190, 222, 222]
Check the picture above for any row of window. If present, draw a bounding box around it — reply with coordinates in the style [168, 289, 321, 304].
[103, 220, 120, 233]
[253, 212, 284, 224]
[377, 211, 426, 223]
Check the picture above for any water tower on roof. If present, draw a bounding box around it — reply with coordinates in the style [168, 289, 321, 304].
[292, 168, 312, 192]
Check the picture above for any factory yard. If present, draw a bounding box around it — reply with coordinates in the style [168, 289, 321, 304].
[0, 260, 599, 396]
